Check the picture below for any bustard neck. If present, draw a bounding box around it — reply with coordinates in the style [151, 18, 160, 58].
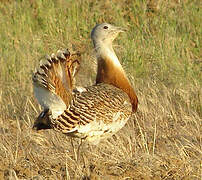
[94, 40, 122, 69]
[94, 41, 138, 112]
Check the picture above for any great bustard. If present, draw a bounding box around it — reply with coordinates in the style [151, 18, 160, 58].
[33, 23, 138, 144]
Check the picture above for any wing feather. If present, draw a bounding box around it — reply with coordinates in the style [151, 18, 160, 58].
[33, 49, 81, 117]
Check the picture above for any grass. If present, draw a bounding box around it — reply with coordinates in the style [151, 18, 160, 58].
[0, 0, 201, 179]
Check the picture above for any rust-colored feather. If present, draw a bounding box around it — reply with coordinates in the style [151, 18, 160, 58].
[33, 49, 81, 107]
[96, 57, 138, 112]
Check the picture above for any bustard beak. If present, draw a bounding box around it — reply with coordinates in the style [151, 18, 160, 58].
[114, 26, 127, 33]
[109, 25, 127, 41]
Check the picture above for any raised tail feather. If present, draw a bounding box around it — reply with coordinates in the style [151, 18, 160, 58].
[32, 49, 81, 118]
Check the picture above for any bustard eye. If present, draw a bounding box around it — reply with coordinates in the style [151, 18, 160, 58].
[103, 26, 108, 29]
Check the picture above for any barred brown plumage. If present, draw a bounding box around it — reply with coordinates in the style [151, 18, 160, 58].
[33, 23, 138, 144]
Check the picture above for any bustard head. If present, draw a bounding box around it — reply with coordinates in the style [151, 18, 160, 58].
[91, 23, 125, 48]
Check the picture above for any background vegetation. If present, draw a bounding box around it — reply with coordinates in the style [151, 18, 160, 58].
[0, 0, 201, 179]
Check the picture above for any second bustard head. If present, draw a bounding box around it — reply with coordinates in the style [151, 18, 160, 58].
[33, 23, 138, 144]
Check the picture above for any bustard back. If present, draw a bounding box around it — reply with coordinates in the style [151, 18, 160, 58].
[33, 23, 138, 144]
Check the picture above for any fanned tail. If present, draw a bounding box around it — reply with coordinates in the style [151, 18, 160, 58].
[32, 49, 81, 119]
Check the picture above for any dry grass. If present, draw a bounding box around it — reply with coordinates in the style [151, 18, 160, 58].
[0, 0, 201, 179]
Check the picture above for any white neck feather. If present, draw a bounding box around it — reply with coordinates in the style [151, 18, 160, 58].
[95, 41, 122, 69]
